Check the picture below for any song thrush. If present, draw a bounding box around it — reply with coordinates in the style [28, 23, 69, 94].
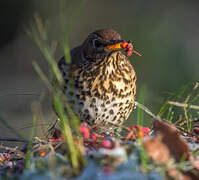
[58, 29, 140, 133]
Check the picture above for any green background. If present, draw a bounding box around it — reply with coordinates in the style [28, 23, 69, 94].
[0, 0, 198, 141]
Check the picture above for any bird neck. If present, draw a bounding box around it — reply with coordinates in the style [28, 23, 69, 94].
[88, 51, 133, 98]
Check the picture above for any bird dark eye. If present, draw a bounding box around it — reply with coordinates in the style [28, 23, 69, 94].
[93, 39, 103, 48]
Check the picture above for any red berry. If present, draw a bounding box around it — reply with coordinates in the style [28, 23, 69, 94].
[193, 126, 199, 135]
[141, 127, 150, 134]
[91, 135, 97, 140]
[80, 124, 90, 138]
[102, 140, 112, 148]
[121, 42, 128, 49]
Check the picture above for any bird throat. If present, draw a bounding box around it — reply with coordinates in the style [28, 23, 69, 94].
[79, 51, 136, 100]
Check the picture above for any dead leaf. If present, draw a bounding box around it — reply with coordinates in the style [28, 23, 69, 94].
[152, 119, 190, 162]
[143, 118, 199, 179]
[143, 137, 171, 164]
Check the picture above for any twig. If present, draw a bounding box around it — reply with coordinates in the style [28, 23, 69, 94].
[183, 82, 199, 129]
[168, 101, 199, 110]
[16, 123, 50, 131]
[134, 101, 157, 119]
[176, 117, 199, 127]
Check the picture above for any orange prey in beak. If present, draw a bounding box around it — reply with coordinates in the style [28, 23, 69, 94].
[104, 41, 142, 57]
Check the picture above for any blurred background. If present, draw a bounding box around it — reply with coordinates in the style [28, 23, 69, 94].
[0, 0, 199, 141]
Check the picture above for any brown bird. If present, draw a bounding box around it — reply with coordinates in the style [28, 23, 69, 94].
[58, 29, 140, 133]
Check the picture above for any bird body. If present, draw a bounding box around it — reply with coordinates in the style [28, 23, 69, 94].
[58, 29, 138, 133]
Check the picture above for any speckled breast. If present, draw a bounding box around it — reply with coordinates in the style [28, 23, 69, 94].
[64, 51, 137, 132]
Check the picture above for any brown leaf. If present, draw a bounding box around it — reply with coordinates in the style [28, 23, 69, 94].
[143, 137, 171, 164]
[152, 119, 191, 162]
[143, 118, 199, 179]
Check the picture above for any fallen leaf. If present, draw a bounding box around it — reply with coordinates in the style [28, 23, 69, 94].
[143, 137, 171, 164]
[152, 119, 190, 162]
[143, 118, 199, 179]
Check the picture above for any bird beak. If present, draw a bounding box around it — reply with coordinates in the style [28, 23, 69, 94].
[104, 40, 142, 57]
[104, 40, 125, 51]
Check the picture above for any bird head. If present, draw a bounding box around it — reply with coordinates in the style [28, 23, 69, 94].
[80, 29, 141, 63]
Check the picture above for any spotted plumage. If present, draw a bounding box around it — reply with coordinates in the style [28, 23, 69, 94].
[58, 29, 137, 133]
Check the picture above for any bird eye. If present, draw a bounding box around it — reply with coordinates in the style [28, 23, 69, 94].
[93, 39, 103, 48]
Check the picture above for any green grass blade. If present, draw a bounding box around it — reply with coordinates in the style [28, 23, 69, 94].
[24, 102, 38, 169]
[137, 86, 146, 126]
